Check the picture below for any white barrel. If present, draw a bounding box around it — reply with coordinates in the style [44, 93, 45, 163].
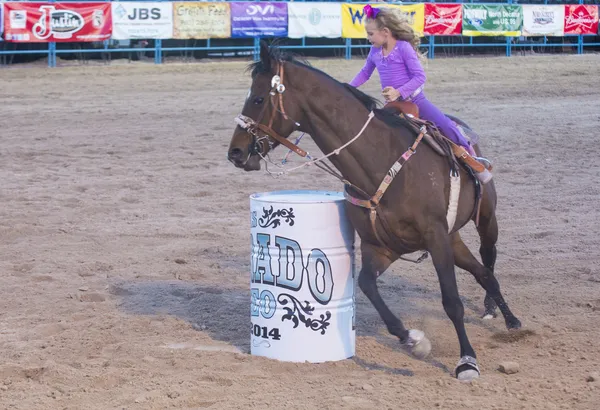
[249, 190, 356, 363]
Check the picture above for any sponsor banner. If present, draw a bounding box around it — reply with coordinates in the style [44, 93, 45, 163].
[340, 3, 366, 39]
[3, 2, 111, 43]
[564, 5, 598, 35]
[173, 2, 230, 39]
[111, 2, 173, 40]
[288, 3, 341, 39]
[424, 4, 461, 36]
[522, 5, 564, 37]
[230, 2, 287, 38]
[462, 5, 522, 37]
[342, 3, 424, 39]
[398, 4, 425, 36]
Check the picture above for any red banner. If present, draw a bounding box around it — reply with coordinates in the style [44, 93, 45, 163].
[424, 4, 462, 36]
[564, 5, 599, 35]
[3, 3, 112, 43]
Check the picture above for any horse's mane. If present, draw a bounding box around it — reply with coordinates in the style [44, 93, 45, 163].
[247, 41, 312, 78]
[246, 44, 414, 132]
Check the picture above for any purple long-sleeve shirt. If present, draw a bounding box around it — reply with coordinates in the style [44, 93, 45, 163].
[350, 41, 426, 100]
[349, 41, 472, 149]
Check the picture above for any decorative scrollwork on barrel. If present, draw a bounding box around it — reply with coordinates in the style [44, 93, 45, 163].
[258, 206, 295, 229]
[277, 293, 331, 335]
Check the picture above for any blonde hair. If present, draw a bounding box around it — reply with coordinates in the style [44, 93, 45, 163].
[367, 7, 426, 63]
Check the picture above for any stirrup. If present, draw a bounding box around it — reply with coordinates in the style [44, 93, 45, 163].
[474, 156, 492, 171]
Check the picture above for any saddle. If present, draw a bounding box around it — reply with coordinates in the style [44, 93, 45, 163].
[383, 101, 492, 174]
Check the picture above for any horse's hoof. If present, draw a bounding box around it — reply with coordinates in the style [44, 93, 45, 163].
[401, 329, 431, 359]
[481, 310, 497, 320]
[457, 368, 480, 382]
[506, 317, 522, 330]
[455, 355, 480, 382]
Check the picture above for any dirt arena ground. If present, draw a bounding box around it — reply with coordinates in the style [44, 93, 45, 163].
[1, 53, 599, 409]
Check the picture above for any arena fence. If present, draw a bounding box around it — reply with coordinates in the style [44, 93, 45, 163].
[0, 1, 599, 67]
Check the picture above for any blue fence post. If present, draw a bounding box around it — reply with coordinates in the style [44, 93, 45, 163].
[154, 39, 162, 64]
[578, 0, 584, 54]
[345, 38, 351, 60]
[253, 37, 260, 61]
[507, 0, 512, 57]
[47, 42, 56, 68]
[48, 0, 55, 67]
[429, 36, 435, 60]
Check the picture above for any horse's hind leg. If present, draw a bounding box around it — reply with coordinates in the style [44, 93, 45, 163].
[451, 232, 521, 330]
[476, 188, 500, 319]
[358, 243, 431, 358]
[426, 227, 479, 380]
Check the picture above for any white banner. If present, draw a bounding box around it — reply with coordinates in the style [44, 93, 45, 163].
[111, 2, 173, 40]
[522, 5, 564, 37]
[288, 3, 342, 39]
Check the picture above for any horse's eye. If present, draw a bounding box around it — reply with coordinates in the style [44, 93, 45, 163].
[253, 97, 264, 105]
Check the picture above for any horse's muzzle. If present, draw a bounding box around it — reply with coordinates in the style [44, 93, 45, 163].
[228, 147, 245, 163]
[227, 148, 261, 171]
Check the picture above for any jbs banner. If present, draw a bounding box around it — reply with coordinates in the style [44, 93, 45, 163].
[230, 2, 287, 38]
[288, 3, 342, 39]
[462, 5, 522, 37]
[522, 5, 564, 37]
[564, 5, 598, 35]
[3, 2, 111, 42]
[173, 2, 230, 39]
[342, 3, 424, 39]
[424, 4, 462, 36]
[111, 2, 173, 40]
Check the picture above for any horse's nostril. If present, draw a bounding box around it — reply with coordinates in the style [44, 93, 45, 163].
[228, 148, 244, 161]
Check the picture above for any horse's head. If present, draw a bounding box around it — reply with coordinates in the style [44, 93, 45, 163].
[227, 41, 305, 171]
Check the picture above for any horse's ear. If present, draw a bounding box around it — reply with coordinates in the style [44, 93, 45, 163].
[259, 40, 271, 72]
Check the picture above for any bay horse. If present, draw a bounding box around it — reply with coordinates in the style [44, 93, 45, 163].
[227, 41, 521, 381]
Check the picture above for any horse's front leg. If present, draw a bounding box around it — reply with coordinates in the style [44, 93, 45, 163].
[426, 226, 480, 381]
[358, 242, 431, 359]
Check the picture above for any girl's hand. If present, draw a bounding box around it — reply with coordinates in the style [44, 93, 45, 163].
[382, 87, 401, 102]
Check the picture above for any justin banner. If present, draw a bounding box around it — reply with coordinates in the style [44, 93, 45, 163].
[288, 3, 342, 39]
[342, 3, 424, 39]
[522, 5, 564, 37]
[111, 2, 173, 40]
[564, 5, 598, 35]
[173, 2, 230, 39]
[424, 4, 462, 36]
[462, 5, 522, 37]
[3, 2, 111, 42]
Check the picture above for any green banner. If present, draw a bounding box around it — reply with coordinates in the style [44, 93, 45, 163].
[463, 5, 523, 37]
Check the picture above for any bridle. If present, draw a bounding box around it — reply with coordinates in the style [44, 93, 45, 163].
[234, 61, 376, 177]
[234, 62, 308, 167]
